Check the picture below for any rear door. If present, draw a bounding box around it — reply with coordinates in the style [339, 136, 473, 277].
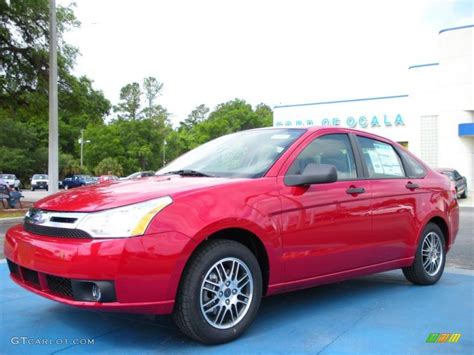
[355, 135, 420, 262]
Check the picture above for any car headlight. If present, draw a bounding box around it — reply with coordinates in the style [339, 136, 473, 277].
[76, 196, 173, 238]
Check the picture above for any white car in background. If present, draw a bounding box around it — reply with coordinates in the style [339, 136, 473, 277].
[0, 174, 21, 190]
[31, 174, 49, 191]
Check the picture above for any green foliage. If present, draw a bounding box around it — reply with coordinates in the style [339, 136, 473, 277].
[94, 157, 123, 176]
[166, 99, 273, 162]
[59, 153, 83, 177]
[0, 0, 110, 184]
[179, 104, 209, 131]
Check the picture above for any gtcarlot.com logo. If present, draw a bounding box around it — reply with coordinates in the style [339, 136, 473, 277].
[11, 336, 95, 346]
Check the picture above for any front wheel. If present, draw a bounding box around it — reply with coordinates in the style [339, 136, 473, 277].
[64, 185, 69, 190]
[403, 223, 446, 285]
[460, 188, 467, 199]
[173, 239, 262, 344]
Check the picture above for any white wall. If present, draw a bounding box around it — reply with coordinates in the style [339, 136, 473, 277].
[437, 27, 474, 189]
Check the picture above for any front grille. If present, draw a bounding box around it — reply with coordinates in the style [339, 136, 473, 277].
[47, 275, 74, 298]
[24, 222, 92, 239]
[22, 267, 40, 287]
[7, 259, 19, 276]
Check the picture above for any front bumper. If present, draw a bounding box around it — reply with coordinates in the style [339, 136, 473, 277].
[4, 224, 196, 314]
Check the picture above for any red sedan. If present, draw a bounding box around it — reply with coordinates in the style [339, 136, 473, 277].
[4, 127, 459, 344]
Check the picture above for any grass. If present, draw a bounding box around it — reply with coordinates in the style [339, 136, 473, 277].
[0, 210, 26, 219]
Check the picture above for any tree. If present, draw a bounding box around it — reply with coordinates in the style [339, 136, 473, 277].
[115, 82, 142, 120]
[59, 153, 84, 177]
[0, 0, 110, 184]
[94, 157, 123, 176]
[179, 104, 209, 131]
[0, 0, 79, 109]
[166, 99, 273, 162]
[143, 76, 163, 117]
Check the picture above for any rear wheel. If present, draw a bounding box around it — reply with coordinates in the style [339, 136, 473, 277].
[31, 187, 35, 191]
[403, 223, 446, 285]
[173, 239, 262, 344]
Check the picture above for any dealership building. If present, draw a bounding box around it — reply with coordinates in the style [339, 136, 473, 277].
[274, 24, 474, 189]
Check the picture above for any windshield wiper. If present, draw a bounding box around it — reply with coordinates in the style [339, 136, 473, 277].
[162, 169, 214, 177]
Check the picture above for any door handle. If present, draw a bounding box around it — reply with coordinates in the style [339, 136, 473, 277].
[346, 187, 365, 195]
[406, 182, 419, 190]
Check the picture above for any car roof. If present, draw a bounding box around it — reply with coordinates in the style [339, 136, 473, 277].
[253, 126, 397, 143]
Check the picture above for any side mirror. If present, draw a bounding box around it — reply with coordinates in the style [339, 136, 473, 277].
[285, 163, 338, 186]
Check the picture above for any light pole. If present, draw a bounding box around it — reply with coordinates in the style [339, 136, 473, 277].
[162, 139, 167, 167]
[48, 0, 59, 194]
[79, 129, 91, 168]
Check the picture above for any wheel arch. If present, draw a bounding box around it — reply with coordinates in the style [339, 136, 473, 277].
[180, 226, 273, 297]
[427, 216, 450, 248]
[416, 215, 450, 251]
[206, 228, 270, 296]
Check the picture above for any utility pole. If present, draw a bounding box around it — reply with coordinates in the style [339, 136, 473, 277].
[162, 139, 167, 167]
[48, 0, 58, 194]
[79, 129, 91, 168]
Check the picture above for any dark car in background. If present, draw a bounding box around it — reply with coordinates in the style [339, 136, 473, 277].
[436, 168, 468, 199]
[62, 175, 96, 190]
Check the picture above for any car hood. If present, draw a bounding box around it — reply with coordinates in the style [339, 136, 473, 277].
[35, 175, 242, 212]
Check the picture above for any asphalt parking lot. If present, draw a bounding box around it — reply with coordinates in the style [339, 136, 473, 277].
[0, 198, 473, 353]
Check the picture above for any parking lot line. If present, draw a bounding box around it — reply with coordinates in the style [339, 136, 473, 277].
[1, 264, 472, 354]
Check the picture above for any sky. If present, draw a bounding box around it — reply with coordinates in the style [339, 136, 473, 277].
[61, 0, 473, 125]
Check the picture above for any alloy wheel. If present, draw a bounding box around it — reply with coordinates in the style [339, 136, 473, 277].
[421, 232, 443, 276]
[200, 257, 253, 329]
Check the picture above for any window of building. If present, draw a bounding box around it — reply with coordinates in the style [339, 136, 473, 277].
[287, 134, 357, 180]
[420, 115, 438, 167]
[357, 136, 405, 178]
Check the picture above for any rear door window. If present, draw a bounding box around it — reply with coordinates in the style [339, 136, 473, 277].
[357, 136, 405, 178]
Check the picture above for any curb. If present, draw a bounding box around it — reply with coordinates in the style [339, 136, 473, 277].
[0, 217, 23, 225]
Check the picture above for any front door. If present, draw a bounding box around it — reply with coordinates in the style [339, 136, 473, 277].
[277, 133, 373, 282]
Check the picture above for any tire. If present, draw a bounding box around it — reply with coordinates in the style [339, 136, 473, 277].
[65, 185, 69, 190]
[31, 187, 34, 191]
[173, 239, 262, 344]
[460, 188, 467, 199]
[403, 223, 446, 285]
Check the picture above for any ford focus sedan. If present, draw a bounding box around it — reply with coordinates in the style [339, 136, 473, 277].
[4, 127, 459, 344]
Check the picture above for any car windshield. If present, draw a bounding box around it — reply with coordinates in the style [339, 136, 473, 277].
[33, 175, 48, 179]
[157, 128, 306, 178]
[0, 174, 15, 180]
